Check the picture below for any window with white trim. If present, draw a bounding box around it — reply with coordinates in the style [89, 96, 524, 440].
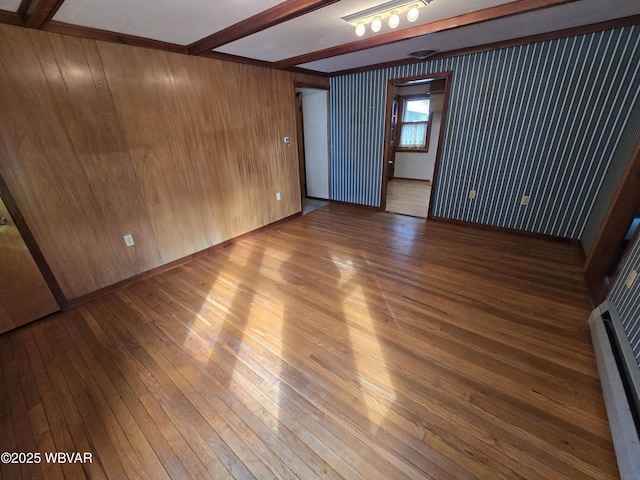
[397, 96, 430, 151]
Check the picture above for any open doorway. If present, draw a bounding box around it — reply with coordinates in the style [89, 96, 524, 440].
[585, 132, 640, 304]
[380, 72, 452, 218]
[609, 210, 640, 277]
[294, 84, 330, 215]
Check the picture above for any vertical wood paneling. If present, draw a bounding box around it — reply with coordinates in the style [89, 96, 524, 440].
[329, 26, 640, 238]
[0, 26, 162, 297]
[608, 233, 640, 365]
[0, 23, 326, 300]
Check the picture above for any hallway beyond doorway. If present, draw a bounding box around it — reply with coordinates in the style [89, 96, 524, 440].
[386, 179, 431, 218]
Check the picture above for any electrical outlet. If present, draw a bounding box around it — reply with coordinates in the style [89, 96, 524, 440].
[123, 234, 135, 247]
[276, 192, 281, 201]
[625, 269, 637, 289]
[469, 189, 476, 199]
[521, 195, 530, 206]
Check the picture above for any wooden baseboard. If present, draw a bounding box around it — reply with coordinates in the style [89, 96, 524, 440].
[328, 199, 382, 212]
[304, 195, 330, 202]
[391, 177, 432, 183]
[62, 212, 302, 310]
[428, 215, 583, 248]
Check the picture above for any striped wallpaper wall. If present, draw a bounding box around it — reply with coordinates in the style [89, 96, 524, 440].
[608, 233, 640, 365]
[580, 95, 640, 253]
[329, 25, 640, 238]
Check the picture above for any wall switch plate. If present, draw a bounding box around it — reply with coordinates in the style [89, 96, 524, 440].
[123, 234, 135, 247]
[625, 269, 637, 289]
[469, 189, 476, 199]
[276, 192, 281, 201]
[521, 195, 530, 206]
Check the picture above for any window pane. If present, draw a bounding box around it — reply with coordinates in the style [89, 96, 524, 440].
[399, 123, 428, 148]
[403, 99, 430, 122]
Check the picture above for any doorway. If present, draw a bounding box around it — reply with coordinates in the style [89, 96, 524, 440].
[380, 72, 452, 218]
[294, 85, 330, 215]
[0, 192, 59, 333]
[585, 131, 640, 304]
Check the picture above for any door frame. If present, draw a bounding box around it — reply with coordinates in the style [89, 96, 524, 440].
[293, 82, 330, 203]
[295, 92, 308, 199]
[0, 173, 65, 308]
[379, 71, 453, 216]
[584, 132, 640, 304]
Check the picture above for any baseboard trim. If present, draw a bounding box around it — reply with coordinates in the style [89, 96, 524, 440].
[428, 216, 583, 247]
[63, 212, 302, 310]
[390, 177, 432, 183]
[305, 195, 330, 202]
[328, 199, 382, 212]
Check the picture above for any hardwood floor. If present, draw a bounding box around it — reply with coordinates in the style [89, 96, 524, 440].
[0, 205, 618, 479]
[386, 179, 431, 218]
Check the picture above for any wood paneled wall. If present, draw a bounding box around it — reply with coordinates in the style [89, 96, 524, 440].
[0, 24, 328, 300]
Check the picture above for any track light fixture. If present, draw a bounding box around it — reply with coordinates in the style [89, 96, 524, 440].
[342, 0, 433, 36]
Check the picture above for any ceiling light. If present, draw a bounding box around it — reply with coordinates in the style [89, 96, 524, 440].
[388, 12, 400, 29]
[342, 0, 433, 36]
[407, 6, 420, 22]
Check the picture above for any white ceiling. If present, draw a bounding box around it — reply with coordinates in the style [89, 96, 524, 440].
[300, 0, 640, 72]
[0, 0, 21, 12]
[2, 0, 639, 74]
[215, 0, 513, 62]
[53, 0, 284, 46]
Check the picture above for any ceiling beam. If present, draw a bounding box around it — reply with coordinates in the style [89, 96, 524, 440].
[23, 0, 65, 29]
[275, 0, 579, 69]
[188, 0, 339, 56]
[329, 14, 640, 77]
[17, 0, 31, 18]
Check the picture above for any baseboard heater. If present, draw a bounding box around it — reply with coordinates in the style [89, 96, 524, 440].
[589, 300, 640, 480]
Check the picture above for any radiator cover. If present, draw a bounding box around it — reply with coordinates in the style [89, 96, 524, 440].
[589, 300, 640, 480]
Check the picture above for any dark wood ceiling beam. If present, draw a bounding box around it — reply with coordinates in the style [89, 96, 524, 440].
[17, 0, 32, 18]
[330, 14, 640, 77]
[188, 0, 339, 56]
[275, 0, 578, 68]
[23, 0, 65, 29]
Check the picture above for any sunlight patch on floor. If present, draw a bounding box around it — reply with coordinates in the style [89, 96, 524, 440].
[344, 284, 397, 432]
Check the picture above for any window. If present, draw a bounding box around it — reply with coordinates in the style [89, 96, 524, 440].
[397, 96, 430, 151]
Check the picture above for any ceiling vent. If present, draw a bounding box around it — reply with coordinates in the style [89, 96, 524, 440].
[407, 49, 439, 59]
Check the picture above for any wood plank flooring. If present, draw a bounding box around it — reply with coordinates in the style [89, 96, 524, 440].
[0, 205, 619, 479]
[386, 179, 431, 218]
